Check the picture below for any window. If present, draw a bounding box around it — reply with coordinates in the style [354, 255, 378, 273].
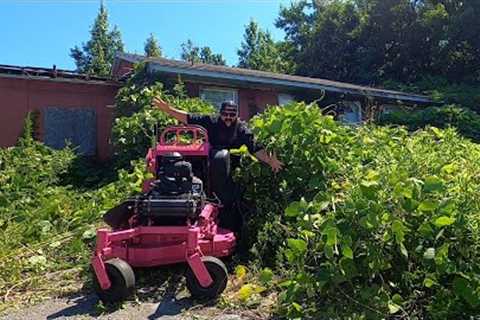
[199, 87, 238, 110]
[278, 93, 294, 106]
[338, 101, 362, 124]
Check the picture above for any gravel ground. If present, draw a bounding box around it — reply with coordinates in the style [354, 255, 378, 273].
[1, 292, 252, 320]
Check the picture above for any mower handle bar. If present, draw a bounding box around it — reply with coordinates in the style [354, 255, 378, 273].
[159, 125, 209, 145]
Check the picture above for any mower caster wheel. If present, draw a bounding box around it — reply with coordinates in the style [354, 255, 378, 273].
[93, 258, 135, 304]
[185, 256, 228, 299]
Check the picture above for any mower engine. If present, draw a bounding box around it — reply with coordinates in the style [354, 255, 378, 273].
[136, 152, 205, 224]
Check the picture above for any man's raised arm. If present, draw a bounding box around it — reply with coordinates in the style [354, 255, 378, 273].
[152, 97, 188, 123]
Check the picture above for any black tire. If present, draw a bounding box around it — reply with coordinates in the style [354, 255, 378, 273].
[210, 149, 230, 192]
[93, 258, 135, 303]
[185, 256, 228, 299]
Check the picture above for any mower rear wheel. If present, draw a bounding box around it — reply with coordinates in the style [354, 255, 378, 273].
[185, 256, 228, 299]
[93, 258, 135, 303]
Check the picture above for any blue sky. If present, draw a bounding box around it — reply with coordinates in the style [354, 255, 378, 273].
[0, 0, 291, 70]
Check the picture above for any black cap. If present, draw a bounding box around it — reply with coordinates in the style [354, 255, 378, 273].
[220, 100, 238, 112]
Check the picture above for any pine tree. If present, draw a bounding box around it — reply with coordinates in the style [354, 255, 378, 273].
[237, 20, 294, 73]
[70, 2, 124, 77]
[144, 33, 162, 57]
[180, 40, 226, 66]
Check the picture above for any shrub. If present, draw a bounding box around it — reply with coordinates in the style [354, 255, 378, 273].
[379, 105, 480, 143]
[0, 116, 151, 305]
[238, 102, 480, 319]
[112, 64, 214, 167]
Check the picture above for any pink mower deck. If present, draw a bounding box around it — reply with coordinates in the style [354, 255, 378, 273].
[91, 125, 237, 303]
[92, 204, 235, 289]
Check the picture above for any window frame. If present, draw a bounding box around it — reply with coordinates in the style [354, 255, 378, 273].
[199, 86, 239, 110]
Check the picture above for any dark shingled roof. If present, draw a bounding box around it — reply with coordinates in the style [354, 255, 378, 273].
[0, 64, 121, 86]
[116, 52, 435, 105]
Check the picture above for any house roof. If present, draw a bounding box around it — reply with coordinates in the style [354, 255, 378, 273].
[115, 52, 435, 106]
[0, 64, 122, 86]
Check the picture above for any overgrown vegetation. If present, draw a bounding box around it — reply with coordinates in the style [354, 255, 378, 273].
[3, 66, 480, 319]
[236, 102, 480, 319]
[111, 64, 215, 167]
[0, 115, 149, 310]
[379, 105, 480, 143]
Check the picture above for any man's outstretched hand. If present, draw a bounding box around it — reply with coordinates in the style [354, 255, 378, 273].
[255, 149, 284, 173]
[269, 153, 284, 173]
[152, 97, 171, 113]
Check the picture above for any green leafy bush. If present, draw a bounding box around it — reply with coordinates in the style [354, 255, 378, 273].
[379, 105, 480, 143]
[112, 65, 214, 167]
[0, 118, 150, 305]
[238, 102, 480, 319]
[383, 77, 480, 113]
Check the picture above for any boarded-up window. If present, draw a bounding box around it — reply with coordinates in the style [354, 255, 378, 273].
[44, 107, 96, 156]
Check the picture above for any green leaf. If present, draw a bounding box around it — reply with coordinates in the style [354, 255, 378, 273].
[392, 220, 406, 243]
[342, 245, 354, 259]
[287, 238, 307, 254]
[431, 127, 444, 138]
[238, 284, 254, 302]
[399, 243, 408, 258]
[235, 265, 247, 279]
[418, 222, 434, 237]
[259, 268, 274, 285]
[388, 301, 401, 314]
[291, 302, 302, 312]
[285, 201, 304, 217]
[423, 277, 436, 288]
[441, 163, 456, 174]
[423, 247, 435, 260]
[434, 216, 455, 227]
[324, 226, 338, 247]
[435, 243, 450, 265]
[393, 183, 413, 199]
[453, 277, 479, 307]
[418, 200, 438, 212]
[423, 176, 444, 193]
[360, 180, 379, 200]
[339, 257, 358, 278]
[392, 294, 403, 305]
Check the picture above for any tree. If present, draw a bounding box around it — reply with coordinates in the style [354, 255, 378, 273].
[70, 2, 124, 77]
[144, 33, 162, 58]
[237, 20, 294, 73]
[275, 0, 480, 84]
[180, 40, 226, 65]
[276, 1, 367, 82]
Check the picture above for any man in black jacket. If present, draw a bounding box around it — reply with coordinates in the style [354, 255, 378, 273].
[153, 97, 283, 172]
[153, 97, 283, 232]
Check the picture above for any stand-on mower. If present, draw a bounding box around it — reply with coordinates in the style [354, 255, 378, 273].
[91, 125, 236, 303]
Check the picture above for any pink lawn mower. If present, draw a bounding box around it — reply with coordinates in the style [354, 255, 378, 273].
[91, 125, 236, 303]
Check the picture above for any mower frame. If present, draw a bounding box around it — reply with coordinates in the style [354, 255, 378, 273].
[91, 125, 236, 300]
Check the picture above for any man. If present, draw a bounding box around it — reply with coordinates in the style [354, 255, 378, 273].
[152, 97, 283, 232]
[152, 97, 283, 172]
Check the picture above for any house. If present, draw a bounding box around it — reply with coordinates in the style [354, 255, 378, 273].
[113, 53, 434, 123]
[0, 54, 434, 160]
[0, 64, 120, 160]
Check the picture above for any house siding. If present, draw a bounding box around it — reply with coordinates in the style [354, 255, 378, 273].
[0, 77, 118, 160]
[184, 82, 279, 120]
